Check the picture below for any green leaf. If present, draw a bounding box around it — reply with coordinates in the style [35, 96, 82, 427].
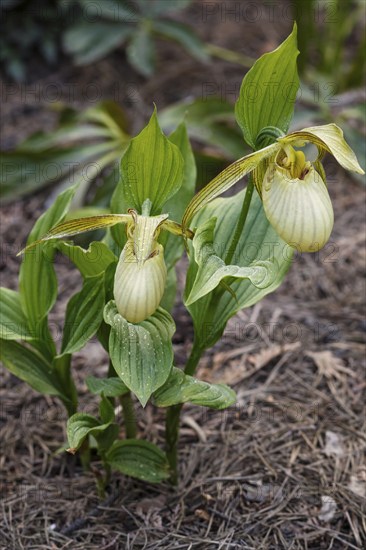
[57, 241, 117, 278]
[1, 142, 115, 202]
[235, 24, 299, 148]
[86, 376, 129, 397]
[185, 217, 278, 305]
[99, 395, 115, 424]
[61, 273, 105, 355]
[126, 24, 156, 76]
[160, 98, 245, 159]
[106, 440, 170, 482]
[104, 301, 175, 406]
[77, 0, 139, 22]
[0, 340, 66, 398]
[64, 23, 133, 65]
[0, 288, 32, 340]
[19, 186, 76, 330]
[135, 0, 192, 17]
[185, 189, 293, 349]
[66, 407, 114, 452]
[152, 20, 209, 62]
[153, 367, 236, 409]
[161, 121, 196, 269]
[118, 109, 184, 215]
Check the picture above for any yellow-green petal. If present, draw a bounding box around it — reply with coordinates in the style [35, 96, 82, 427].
[113, 240, 167, 323]
[262, 163, 334, 253]
[279, 124, 364, 174]
[182, 142, 280, 231]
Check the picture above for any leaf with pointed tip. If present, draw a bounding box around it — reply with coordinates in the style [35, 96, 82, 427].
[235, 24, 299, 148]
[153, 367, 236, 409]
[106, 440, 170, 483]
[104, 301, 175, 406]
[86, 376, 129, 397]
[118, 109, 184, 215]
[0, 288, 32, 340]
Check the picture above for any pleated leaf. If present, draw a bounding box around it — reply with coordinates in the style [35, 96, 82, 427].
[185, 188, 293, 349]
[61, 273, 105, 355]
[19, 186, 76, 330]
[0, 340, 66, 399]
[67, 397, 115, 453]
[57, 241, 117, 278]
[119, 109, 184, 215]
[104, 302, 175, 406]
[86, 376, 129, 397]
[186, 217, 278, 305]
[0, 288, 32, 340]
[235, 24, 299, 148]
[153, 367, 236, 409]
[106, 440, 170, 483]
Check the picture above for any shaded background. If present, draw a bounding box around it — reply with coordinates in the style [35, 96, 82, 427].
[1, 1, 365, 548]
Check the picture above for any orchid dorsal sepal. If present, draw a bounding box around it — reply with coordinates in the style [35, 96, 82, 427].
[18, 211, 193, 256]
[279, 124, 365, 174]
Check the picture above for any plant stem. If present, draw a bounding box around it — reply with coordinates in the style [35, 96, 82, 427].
[165, 341, 204, 485]
[224, 177, 255, 266]
[205, 43, 254, 68]
[120, 392, 137, 439]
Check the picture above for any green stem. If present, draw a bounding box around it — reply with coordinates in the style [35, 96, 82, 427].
[224, 177, 255, 266]
[165, 341, 204, 485]
[205, 43, 254, 68]
[79, 438, 91, 472]
[120, 392, 137, 439]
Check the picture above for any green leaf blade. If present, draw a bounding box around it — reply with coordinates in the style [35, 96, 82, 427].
[0, 340, 66, 398]
[104, 302, 175, 406]
[106, 440, 170, 483]
[153, 367, 236, 409]
[185, 189, 293, 349]
[235, 24, 299, 148]
[0, 288, 32, 340]
[61, 273, 105, 355]
[118, 109, 184, 215]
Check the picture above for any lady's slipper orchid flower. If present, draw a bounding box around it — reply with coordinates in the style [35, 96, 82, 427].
[19, 208, 192, 324]
[113, 211, 168, 323]
[182, 124, 364, 253]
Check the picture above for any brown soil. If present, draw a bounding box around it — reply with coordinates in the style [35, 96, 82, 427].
[1, 1, 365, 549]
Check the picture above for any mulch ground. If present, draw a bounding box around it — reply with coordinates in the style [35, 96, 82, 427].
[1, 1, 365, 548]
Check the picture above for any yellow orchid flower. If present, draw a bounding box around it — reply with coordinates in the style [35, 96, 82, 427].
[182, 124, 364, 253]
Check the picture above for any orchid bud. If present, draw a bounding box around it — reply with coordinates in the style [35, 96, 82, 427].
[262, 147, 334, 252]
